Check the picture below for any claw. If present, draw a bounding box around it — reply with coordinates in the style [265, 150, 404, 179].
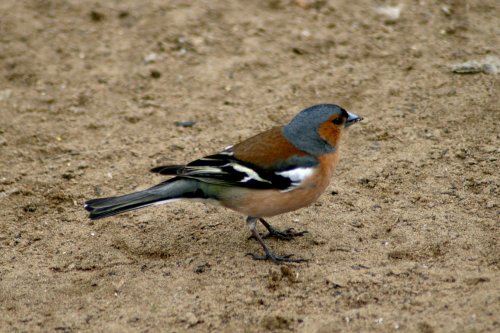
[262, 227, 308, 240]
[247, 228, 307, 241]
[246, 252, 307, 264]
[258, 218, 308, 241]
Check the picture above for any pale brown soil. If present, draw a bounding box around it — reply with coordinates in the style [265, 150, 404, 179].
[0, 1, 499, 332]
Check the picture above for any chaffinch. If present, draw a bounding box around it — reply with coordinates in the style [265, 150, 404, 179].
[85, 104, 362, 263]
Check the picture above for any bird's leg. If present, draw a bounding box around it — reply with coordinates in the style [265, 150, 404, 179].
[246, 216, 307, 264]
[259, 218, 308, 240]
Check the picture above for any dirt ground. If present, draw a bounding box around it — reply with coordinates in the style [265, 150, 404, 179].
[0, 0, 498, 332]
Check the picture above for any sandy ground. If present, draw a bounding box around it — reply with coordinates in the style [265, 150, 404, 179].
[0, 0, 499, 332]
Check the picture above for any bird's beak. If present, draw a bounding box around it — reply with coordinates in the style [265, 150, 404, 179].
[345, 112, 363, 127]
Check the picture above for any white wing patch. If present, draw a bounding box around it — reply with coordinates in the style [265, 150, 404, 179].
[220, 146, 234, 155]
[186, 166, 224, 173]
[276, 167, 316, 192]
[230, 163, 271, 184]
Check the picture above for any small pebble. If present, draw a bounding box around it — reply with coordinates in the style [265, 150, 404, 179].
[183, 312, 198, 326]
[450, 56, 500, 74]
[90, 10, 105, 22]
[144, 53, 158, 64]
[150, 69, 161, 78]
[175, 121, 196, 127]
[194, 262, 210, 273]
[0, 89, 12, 101]
[374, 5, 401, 23]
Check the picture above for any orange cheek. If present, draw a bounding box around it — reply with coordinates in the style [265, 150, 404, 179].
[318, 122, 342, 147]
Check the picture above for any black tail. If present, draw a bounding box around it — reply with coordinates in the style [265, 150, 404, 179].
[84, 178, 201, 220]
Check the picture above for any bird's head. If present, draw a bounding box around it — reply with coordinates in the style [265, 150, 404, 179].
[282, 104, 362, 155]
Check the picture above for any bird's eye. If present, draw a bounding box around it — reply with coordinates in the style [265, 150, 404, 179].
[332, 117, 344, 125]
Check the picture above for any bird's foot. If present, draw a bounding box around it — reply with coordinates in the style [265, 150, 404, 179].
[247, 227, 307, 241]
[263, 227, 308, 241]
[246, 251, 307, 264]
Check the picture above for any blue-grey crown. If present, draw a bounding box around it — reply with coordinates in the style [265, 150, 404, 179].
[282, 104, 344, 155]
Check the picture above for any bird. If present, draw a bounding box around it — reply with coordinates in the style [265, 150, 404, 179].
[84, 104, 363, 263]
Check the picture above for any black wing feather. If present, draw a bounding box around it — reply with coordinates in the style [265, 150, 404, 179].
[150, 165, 185, 175]
[151, 150, 319, 191]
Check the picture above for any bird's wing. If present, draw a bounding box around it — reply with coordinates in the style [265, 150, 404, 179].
[177, 147, 319, 192]
[151, 127, 320, 191]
